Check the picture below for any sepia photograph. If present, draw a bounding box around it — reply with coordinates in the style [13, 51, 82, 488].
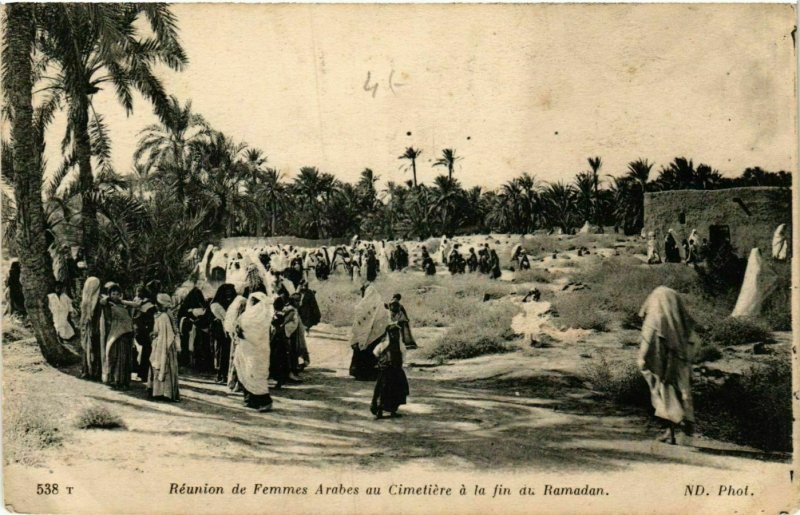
[1, 2, 798, 513]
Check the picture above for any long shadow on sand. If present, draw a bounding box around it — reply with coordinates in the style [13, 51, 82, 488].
[85, 359, 784, 472]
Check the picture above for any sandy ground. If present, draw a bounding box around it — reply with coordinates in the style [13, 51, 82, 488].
[3, 239, 794, 513]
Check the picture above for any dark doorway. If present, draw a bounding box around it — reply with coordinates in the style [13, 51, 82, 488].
[708, 225, 731, 252]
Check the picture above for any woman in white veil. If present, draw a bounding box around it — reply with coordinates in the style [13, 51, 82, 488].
[234, 292, 274, 411]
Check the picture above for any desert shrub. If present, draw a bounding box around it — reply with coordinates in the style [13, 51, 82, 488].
[4, 398, 63, 465]
[692, 340, 722, 363]
[422, 300, 520, 362]
[551, 292, 611, 331]
[695, 358, 791, 452]
[581, 355, 650, 407]
[75, 405, 126, 430]
[700, 316, 773, 346]
[513, 268, 552, 284]
[761, 262, 791, 331]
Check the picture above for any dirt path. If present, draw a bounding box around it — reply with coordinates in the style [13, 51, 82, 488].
[4, 323, 786, 474]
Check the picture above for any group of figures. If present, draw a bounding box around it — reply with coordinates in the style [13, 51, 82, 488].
[79, 278, 180, 400]
[645, 223, 790, 266]
[58, 254, 323, 412]
[435, 243, 504, 278]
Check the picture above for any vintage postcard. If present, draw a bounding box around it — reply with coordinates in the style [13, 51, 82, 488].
[1, 2, 797, 513]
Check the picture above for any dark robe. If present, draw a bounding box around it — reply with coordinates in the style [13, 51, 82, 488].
[366, 253, 379, 282]
[467, 252, 478, 273]
[393, 305, 417, 349]
[423, 256, 436, 276]
[315, 260, 330, 281]
[102, 301, 134, 389]
[665, 234, 681, 263]
[178, 287, 212, 371]
[132, 299, 157, 381]
[81, 303, 103, 381]
[5, 263, 25, 316]
[269, 311, 291, 385]
[489, 250, 502, 279]
[371, 327, 409, 415]
[349, 339, 381, 381]
[298, 289, 321, 330]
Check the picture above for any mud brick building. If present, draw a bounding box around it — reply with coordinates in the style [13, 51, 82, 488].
[643, 186, 791, 257]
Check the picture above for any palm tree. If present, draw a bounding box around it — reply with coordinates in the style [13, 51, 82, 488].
[254, 168, 287, 237]
[625, 158, 653, 190]
[2, 3, 75, 365]
[573, 172, 595, 225]
[655, 157, 696, 190]
[587, 156, 602, 225]
[431, 175, 463, 236]
[357, 168, 379, 211]
[541, 181, 578, 234]
[38, 4, 187, 272]
[398, 147, 423, 188]
[433, 148, 461, 180]
[292, 167, 338, 238]
[134, 96, 210, 206]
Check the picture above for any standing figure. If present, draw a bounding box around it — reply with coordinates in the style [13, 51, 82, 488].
[148, 294, 180, 401]
[772, 224, 789, 261]
[664, 230, 680, 263]
[79, 277, 103, 380]
[234, 292, 274, 411]
[269, 297, 293, 388]
[210, 283, 237, 384]
[101, 282, 134, 390]
[366, 248, 379, 282]
[422, 254, 437, 276]
[177, 285, 210, 369]
[466, 248, 478, 273]
[131, 285, 157, 382]
[489, 248, 502, 279]
[297, 280, 321, 333]
[638, 286, 695, 445]
[370, 305, 409, 419]
[388, 294, 417, 349]
[5, 261, 26, 316]
[225, 295, 247, 391]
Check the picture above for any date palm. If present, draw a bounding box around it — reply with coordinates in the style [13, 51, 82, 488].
[134, 96, 210, 206]
[398, 147, 422, 188]
[433, 148, 461, 180]
[37, 3, 187, 272]
[587, 156, 602, 225]
[2, 4, 75, 365]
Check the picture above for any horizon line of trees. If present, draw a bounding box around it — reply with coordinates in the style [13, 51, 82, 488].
[1, 3, 791, 366]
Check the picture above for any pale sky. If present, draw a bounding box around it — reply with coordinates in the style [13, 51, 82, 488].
[43, 3, 798, 190]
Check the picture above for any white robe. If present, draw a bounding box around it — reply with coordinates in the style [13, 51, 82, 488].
[233, 293, 272, 395]
[48, 293, 75, 340]
[732, 248, 778, 318]
[772, 224, 788, 261]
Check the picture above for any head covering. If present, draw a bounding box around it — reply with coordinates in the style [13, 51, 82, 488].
[80, 277, 102, 327]
[211, 283, 238, 309]
[104, 281, 121, 294]
[639, 286, 693, 353]
[156, 293, 173, 309]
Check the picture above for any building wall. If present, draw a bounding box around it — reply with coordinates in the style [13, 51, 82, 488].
[643, 187, 791, 257]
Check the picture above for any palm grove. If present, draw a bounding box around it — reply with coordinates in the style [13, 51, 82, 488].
[1, 4, 792, 366]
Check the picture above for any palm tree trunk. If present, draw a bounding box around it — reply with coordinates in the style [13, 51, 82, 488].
[411, 159, 417, 188]
[271, 200, 277, 236]
[74, 100, 98, 274]
[5, 4, 77, 366]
